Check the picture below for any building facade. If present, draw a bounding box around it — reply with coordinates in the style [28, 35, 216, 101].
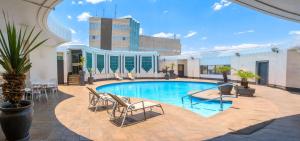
[139, 35, 181, 56]
[89, 17, 140, 51]
[57, 43, 161, 84]
[160, 46, 300, 91]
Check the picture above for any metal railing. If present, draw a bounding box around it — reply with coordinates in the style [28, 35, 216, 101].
[181, 83, 238, 111]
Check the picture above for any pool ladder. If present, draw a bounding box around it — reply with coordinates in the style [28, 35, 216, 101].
[181, 83, 238, 111]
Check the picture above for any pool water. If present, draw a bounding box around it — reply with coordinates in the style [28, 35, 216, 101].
[96, 81, 232, 117]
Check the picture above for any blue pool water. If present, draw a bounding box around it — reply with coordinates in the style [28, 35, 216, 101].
[96, 81, 232, 117]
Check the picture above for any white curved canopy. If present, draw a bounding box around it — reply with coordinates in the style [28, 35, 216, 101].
[232, 0, 300, 23]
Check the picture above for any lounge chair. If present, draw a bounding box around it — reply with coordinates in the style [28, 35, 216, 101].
[114, 73, 123, 80]
[86, 87, 129, 112]
[127, 73, 135, 80]
[107, 93, 164, 127]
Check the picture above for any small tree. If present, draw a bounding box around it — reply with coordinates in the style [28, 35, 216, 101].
[236, 69, 260, 88]
[79, 56, 85, 71]
[216, 66, 231, 83]
[0, 12, 47, 105]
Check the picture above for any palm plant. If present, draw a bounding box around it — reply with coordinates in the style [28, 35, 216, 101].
[0, 12, 47, 105]
[216, 66, 231, 83]
[236, 69, 260, 88]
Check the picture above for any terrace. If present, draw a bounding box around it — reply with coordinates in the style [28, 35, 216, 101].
[0, 79, 299, 140]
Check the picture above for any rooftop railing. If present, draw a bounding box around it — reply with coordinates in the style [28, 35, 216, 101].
[47, 15, 72, 42]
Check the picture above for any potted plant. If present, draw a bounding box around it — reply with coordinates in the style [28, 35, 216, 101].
[169, 63, 176, 79]
[0, 13, 47, 141]
[235, 69, 260, 96]
[79, 56, 85, 86]
[216, 66, 233, 95]
[87, 68, 94, 84]
[162, 66, 170, 80]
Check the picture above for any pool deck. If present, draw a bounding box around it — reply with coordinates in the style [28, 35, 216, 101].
[1, 79, 300, 141]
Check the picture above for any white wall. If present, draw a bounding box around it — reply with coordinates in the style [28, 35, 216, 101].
[231, 50, 287, 87]
[187, 59, 200, 78]
[30, 46, 57, 83]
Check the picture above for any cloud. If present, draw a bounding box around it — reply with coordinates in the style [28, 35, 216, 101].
[184, 31, 197, 38]
[163, 10, 169, 14]
[213, 43, 274, 51]
[152, 32, 180, 39]
[86, 0, 112, 4]
[78, 1, 83, 4]
[234, 30, 255, 35]
[212, 0, 231, 11]
[77, 12, 92, 21]
[289, 30, 300, 35]
[67, 15, 72, 20]
[139, 28, 144, 35]
[72, 1, 76, 4]
[119, 15, 133, 19]
[70, 28, 76, 34]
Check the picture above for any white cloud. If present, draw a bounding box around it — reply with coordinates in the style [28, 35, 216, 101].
[86, 0, 112, 4]
[234, 30, 255, 35]
[67, 15, 72, 20]
[152, 32, 180, 39]
[119, 15, 133, 19]
[184, 31, 197, 38]
[72, 1, 76, 4]
[212, 0, 231, 11]
[213, 43, 274, 51]
[70, 28, 76, 34]
[77, 12, 92, 21]
[289, 30, 300, 35]
[163, 10, 169, 14]
[139, 28, 144, 35]
[78, 1, 83, 4]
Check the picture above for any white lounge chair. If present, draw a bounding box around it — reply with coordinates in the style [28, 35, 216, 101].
[114, 73, 123, 80]
[87, 87, 129, 112]
[108, 93, 164, 127]
[127, 73, 135, 80]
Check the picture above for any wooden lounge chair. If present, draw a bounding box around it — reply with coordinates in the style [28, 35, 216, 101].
[86, 87, 129, 112]
[114, 73, 123, 80]
[127, 73, 135, 80]
[107, 93, 164, 127]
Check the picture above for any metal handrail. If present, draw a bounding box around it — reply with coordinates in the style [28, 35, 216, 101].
[181, 82, 237, 111]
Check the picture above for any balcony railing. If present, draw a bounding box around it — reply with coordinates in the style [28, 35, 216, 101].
[47, 14, 72, 42]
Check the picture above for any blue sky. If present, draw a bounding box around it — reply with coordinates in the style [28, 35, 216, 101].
[51, 0, 300, 52]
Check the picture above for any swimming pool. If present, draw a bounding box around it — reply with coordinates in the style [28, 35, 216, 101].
[96, 81, 232, 117]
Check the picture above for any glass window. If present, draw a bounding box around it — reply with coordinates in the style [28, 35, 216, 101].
[142, 56, 152, 72]
[125, 56, 135, 72]
[200, 65, 208, 74]
[208, 65, 215, 74]
[110, 56, 119, 73]
[86, 52, 93, 69]
[97, 54, 104, 73]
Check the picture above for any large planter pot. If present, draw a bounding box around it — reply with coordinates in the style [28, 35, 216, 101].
[79, 70, 85, 86]
[165, 74, 170, 80]
[0, 100, 33, 141]
[88, 77, 94, 84]
[235, 86, 255, 97]
[217, 82, 233, 95]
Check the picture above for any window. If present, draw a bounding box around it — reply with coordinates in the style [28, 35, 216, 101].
[200, 65, 208, 74]
[86, 52, 93, 69]
[200, 65, 231, 75]
[208, 65, 215, 74]
[97, 54, 104, 73]
[125, 56, 135, 72]
[141, 56, 152, 72]
[110, 56, 119, 73]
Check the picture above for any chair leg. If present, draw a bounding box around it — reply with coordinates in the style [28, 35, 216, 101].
[121, 108, 128, 128]
[143, 107, 146, 120]
[159, 105, 165, 114]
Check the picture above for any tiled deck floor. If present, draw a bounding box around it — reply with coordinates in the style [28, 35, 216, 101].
[1, 79, 300, 141]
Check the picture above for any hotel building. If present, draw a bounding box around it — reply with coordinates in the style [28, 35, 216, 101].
[89, 17, 140, 51]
